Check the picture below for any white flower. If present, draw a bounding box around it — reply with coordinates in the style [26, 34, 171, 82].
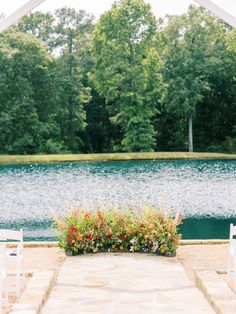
[153, 241, 159, 252]
[130, 237, 137, 245]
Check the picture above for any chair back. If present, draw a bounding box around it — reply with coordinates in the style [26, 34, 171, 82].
[230, 223, 236, 240]
[0, 243, 6, 273]
[0, 229, 23, 242]
[227, 224, 236, 288]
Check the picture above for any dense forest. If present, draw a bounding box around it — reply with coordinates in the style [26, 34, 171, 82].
[0, 0, 235, 154]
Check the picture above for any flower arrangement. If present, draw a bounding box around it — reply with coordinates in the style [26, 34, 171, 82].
[54, 206, 181, 256]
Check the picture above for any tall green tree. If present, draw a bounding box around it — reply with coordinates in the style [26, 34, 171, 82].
[74, 29, 122, 153]
[159, 6, 227, 152]
[52, 7, 94, 152]
[0, 32, 61, 153]
[14, 12, 54, 49]
[91, 0, 164, 152]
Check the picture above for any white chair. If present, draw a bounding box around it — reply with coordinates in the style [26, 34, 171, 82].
[0, 244, 8, 314]
[227, 223, 236, 290]
[0, 229, 25, 297]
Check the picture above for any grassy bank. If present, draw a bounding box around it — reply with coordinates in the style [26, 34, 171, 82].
[0, 152, 235, 165]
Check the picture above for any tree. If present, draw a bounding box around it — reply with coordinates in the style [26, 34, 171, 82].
[14, 12, 54, 50]
[52, 7, 94, 152]
[91, 0, 164, 152]
[158, 6, 227, 152]
[0, 32, 61, 154]
[226, 28, 236, 53]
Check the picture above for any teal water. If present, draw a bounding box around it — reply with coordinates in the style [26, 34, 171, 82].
[0, 159, 235, 240]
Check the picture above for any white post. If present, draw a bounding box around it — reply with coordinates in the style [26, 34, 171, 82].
[0, 0, 46, 33]
[195, 0, 236, 28]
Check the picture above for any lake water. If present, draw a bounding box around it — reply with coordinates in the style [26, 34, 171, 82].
[0, 159, 235, 240]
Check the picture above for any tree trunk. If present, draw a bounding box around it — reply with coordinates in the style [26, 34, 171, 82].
[68, 29, 74, 151]
[188, 116, 193, 152]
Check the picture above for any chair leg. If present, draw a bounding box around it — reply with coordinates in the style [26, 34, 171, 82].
[16, 259, 21, 298]
[0, 278, 9, 314]
[21, 262, 26, 290]
[227, 255, 231, 284]
[0, 281, 2, 314]
[4, 278, 9, 313]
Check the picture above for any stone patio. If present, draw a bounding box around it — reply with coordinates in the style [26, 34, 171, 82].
[6, 244, 236, 314]
[41, 253, 215, 314]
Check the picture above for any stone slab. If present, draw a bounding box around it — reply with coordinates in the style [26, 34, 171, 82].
[10, 270, 56, 314]
[195, 269, 236, 314]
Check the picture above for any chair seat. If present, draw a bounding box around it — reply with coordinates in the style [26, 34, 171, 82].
[6, 251, 22, 258]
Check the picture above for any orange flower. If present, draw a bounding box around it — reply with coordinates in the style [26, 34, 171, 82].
[84, 210, 91, 220]
[152, 230, 157, 236]
[106, 228, 113, 238]
[149, 224, 156, 230]
[125, 227, 131, 234]
[77, 233, 83, 241]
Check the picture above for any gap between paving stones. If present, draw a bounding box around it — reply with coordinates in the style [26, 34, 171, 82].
[10, 270, 56, 314]
[195, 270, 236, 314]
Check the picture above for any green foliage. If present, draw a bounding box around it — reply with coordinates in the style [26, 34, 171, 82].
[52, 7, 94, 152]
[91, 0, 164, 151]
[14, 12, 54, 49]
[54, 206, 181, 256]
[0, 32, 62, 154]
[158, 6, 230, 151]
[0, 5, 235, 155]
[226, 29, 236, 53]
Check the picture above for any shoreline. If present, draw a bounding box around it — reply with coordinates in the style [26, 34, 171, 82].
[0, 152, 235, 165]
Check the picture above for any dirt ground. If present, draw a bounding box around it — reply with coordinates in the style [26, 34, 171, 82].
[23, 247, 65, 273]
[177, 244, 228, 281]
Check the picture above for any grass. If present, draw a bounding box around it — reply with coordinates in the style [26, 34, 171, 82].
[0, 152, 235, 164]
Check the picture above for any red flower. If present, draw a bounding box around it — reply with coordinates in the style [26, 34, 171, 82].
[121, 235, 126, 241]
[86, 233, 92, 240]
[72, 227, 78, 233]
[67, 238, 73, 247]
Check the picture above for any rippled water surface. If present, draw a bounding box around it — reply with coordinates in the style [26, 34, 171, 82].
[0, 159, 235, 239]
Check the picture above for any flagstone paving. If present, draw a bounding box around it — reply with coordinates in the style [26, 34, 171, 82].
[42, 253, 215, 314]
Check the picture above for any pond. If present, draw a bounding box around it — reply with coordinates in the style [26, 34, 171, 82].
[0, 159, 235, 240]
